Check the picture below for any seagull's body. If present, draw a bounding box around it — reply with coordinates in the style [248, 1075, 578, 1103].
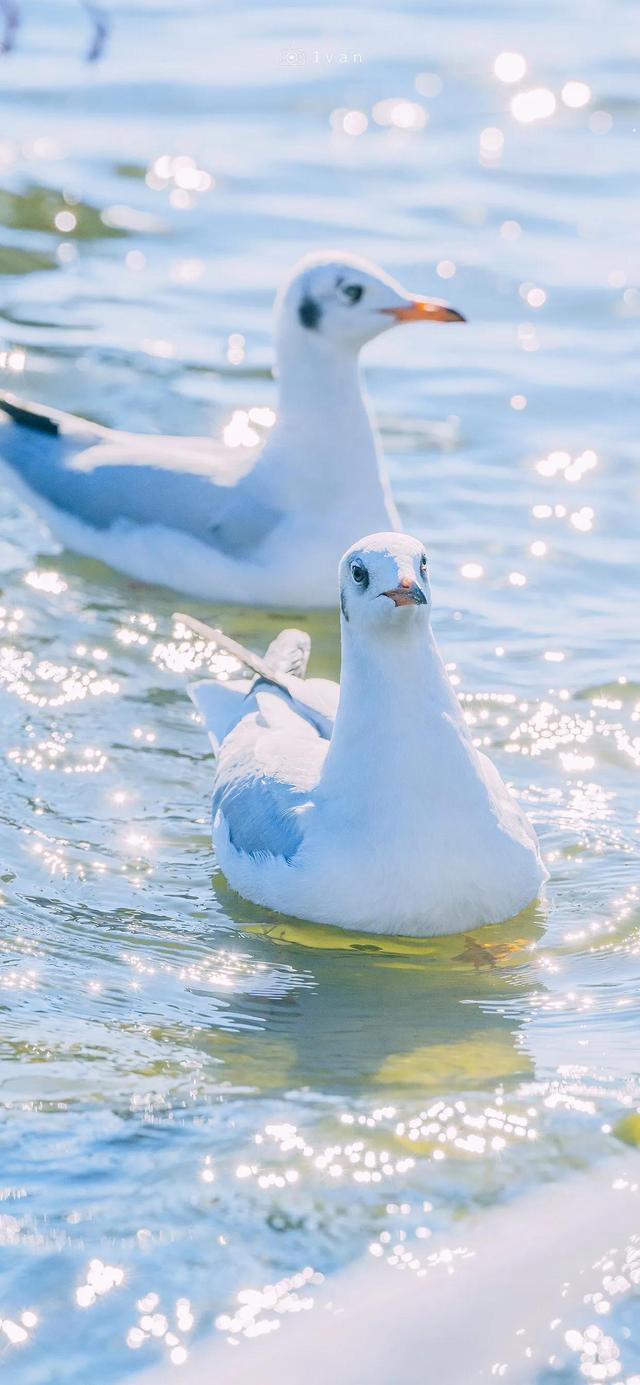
[0, 252, 463, 607]
[189, 533, 546, 936]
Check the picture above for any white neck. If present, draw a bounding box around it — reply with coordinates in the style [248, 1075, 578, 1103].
[266, 325, 397, 526]
[319, 619, 477, 811]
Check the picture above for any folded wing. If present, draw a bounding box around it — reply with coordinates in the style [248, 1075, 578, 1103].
[212, 689, 329, 861]
[0, 393, 281, 556]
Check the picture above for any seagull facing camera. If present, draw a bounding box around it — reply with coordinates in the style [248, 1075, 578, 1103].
[339, 532, 430, 625]
[186, 531, 547, 937]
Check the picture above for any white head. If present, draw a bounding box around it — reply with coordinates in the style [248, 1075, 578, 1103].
[339, 531, 431, 633]
[275, 250, 464, 357]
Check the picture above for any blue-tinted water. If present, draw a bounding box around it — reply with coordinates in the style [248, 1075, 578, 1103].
[0, 1, 639, 1380]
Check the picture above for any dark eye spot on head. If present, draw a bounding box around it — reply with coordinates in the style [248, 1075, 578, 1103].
[350, 559, 369, 588]
[420, 553, 428, 574]
[343, 284, 363, 304]
[299, 294, 322, 330]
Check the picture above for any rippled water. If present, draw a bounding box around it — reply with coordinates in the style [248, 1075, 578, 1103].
[1, 1, 639, 1381]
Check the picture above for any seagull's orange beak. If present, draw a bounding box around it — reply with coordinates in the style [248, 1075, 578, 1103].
[380, 297, 465, 323]
[382, 577, 427, 607]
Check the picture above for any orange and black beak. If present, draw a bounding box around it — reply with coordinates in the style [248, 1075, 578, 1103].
[382, 578, 427, 607]
[380, 297, 465, 324]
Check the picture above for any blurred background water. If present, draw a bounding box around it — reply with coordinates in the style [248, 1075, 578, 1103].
[0, 0, 639, 1381]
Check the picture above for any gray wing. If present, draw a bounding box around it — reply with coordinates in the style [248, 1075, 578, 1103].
[0, 394, 282, 554]
[206, 490, 282, 556]
[212, 690, 328, 861]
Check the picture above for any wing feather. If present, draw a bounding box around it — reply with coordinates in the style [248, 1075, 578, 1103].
[0, 393, 280, 557]
[212, 691, 327, 861]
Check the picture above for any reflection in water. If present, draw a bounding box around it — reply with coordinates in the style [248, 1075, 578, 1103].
[236, 907, 544, 1091]
[1, 0, 640, 1381]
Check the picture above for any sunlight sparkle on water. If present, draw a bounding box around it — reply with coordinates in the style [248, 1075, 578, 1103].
[2, 9, 639, 1382]
[227, 333, 246, 365]
[511, 88, 556, 123]
[223, 409, 260, 447]
[536, 449, 598, 480]
[172, 257, 205, 283]
[343, 110, 368, 135]
[372, 99, 427, 130]
[526, 287, 547, 308]
[24, 570, 68, 595]
[330, 108, 368, 136]
[249, 406, 276, 427]
[0, 347, 26, 371]
[146, 153, 213, 194]
[76, 1260, 124, 1308]
[590, 110, 614, 133]
[571, 507, 594, 532]
[54, 210, 77, 233]
[561, 81, 592, 109]
[501, 219, 521, 240]
[126, 1293, 195, 1364]
[480, 127, 504, 161]
[216, 1268, 319, 1340]
[493, 52, 527, 83]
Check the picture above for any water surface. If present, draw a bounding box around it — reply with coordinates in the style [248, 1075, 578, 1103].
[1, 1, 639, 1380]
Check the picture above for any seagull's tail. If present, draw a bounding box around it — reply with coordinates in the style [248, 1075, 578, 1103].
[0, 392, 63, 500]
[175, 613, 309, 692]
[263, 628, 310, 678]
[0, 392, 102, 519]
[177, 612, 311, 752]
[0, 392, 61, 435]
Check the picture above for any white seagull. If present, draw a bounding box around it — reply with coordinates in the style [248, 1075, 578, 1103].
[187, 532, 546, 935]
[0, 251, 463, 608]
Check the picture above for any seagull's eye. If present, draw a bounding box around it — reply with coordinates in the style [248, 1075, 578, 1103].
[420, 554, 428, 575]
[338, 283, 364, 305]
[350, 560, 369, 587]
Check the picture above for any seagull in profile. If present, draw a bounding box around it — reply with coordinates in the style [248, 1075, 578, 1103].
[0, 251, 463, 607]
[186, 532, 546, 935]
